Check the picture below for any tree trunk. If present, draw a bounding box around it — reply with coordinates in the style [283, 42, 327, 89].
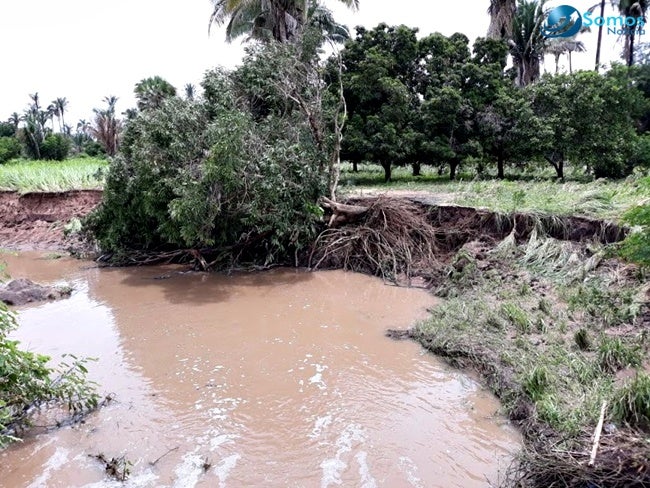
[545, 153, 564, 180]
[320, 197, 369, 227]
[411, 161, 421, 177]
[381, 161, 392, 183]
[595, 0, 606, 71]
[497, 156, 505, 179]
[272, 2, 289, 43]
[449, 161, 458, 181]
[628, 32, 636, 67]
[352, 160, 358, 173]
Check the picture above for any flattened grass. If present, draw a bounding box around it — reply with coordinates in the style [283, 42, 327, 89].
[340, 163, 650, 220]
[0, 158, 107, 193]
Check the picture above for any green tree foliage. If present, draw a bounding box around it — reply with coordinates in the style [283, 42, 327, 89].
[338, 24, 422, 182]
[340, 26, 510, 180]
[529, 68, 647, 179]
[0, 137, 21, 164]
[0, 302, 98, 447]
[40, 133, 71, 161]
[134, 76, 177, 111]
[0, 123, 14, 138]
[87, 37, 332, 267]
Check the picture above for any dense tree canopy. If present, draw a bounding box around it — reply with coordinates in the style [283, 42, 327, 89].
[336, 23, 649, 181]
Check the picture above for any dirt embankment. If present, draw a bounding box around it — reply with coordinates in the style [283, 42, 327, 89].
[0, 191, 627, 253]
[0, 191, 102, 251]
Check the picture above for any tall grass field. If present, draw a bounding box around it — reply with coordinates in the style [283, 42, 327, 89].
[0, 158, 107, 193]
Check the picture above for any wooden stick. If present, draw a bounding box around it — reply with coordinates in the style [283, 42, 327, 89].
[589, 401, 607, 467]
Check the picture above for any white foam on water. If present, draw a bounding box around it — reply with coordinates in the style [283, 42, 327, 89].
[320, 423, 365, 488]
[26, 447, 69, 488]
[171, 452, 204, 488]
[308, 414, 333, 439]
[398, 456, 424, 488]
[309, 364, 328, 390]
[214, 453, 241, 488]
[355, 451, 377, 488]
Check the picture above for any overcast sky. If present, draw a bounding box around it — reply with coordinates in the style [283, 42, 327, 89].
[0, 0, 631, 126]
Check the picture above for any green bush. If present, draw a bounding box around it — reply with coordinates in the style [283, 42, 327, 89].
[0, 137, 21, 164]
[40, 134, 71, 161]
[0, 302, 98, 447]
[0, 122, 15, 138]
[83, 140, 105, 158]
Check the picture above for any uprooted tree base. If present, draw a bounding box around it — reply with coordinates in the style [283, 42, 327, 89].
[308, 196, 626, 284]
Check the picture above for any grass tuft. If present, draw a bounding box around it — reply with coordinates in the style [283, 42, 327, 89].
[611, 373, 650, 429]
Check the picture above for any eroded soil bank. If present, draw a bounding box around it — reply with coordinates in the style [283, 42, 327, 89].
[0, 253, 519, 487]
[0, 190, 101, 251]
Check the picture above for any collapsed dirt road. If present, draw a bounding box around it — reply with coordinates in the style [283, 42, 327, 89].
[0, 190, 102, 251]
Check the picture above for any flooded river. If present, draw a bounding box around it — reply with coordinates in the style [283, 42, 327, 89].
[0, 253, 519, 487]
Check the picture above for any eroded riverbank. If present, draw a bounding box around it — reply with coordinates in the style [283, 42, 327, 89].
[0, 253, 519, 487]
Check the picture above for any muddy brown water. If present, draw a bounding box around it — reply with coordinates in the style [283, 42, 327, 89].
[0, 253, 520, 487]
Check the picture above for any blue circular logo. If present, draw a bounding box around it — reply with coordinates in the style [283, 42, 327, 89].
[542, 5, 582, 38]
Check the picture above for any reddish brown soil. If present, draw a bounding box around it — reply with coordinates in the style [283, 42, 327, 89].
[0, 191, 102, 251]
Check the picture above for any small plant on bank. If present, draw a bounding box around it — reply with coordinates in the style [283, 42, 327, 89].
[501, 303, 531, 333]
[611, 373, 650, 430]
[597, 336, 643, 373]
[522, 366, 551, 402]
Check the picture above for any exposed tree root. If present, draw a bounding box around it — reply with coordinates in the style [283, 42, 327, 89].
[310, 196, 442, 283]
[505, 431, 650, 487]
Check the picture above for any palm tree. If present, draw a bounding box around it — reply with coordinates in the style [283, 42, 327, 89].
[488, 0, 517, 39]
[47, 102, 60, 132]
[545, 36, 586, 74]
[134, 76, 177, 111]
[614, 0, 648, 66]
[54, 98, 68, 132]
[8, 113, 20, 134]
[209, 0, 358, 43]
[510, 0, 548, 86]
[90, 96, 122, 156]
[184, 83, 196, 101]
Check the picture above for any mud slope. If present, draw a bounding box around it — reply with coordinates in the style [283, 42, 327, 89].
[0, 190, 102, 250]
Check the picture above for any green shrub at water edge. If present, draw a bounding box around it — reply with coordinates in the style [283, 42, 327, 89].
[0, 302, 98, 447]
